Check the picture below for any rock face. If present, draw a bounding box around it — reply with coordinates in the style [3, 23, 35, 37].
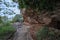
[22, 8, 51, 24]
[20, 2, 60, 40]
[21, 5, 60, 39]
[21, 8, 52, 40]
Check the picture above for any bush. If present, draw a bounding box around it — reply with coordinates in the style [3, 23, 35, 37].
[12, 14, 23, 22]
[0, 16, 3, 24]
[36, 26, 60, 40]
[0, 23, 16, 39]
[36, 26, 48, 40]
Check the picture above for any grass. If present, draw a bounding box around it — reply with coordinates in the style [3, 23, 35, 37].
[0, 23, 16, 40]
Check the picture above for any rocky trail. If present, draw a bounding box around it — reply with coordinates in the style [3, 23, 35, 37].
[10, 22, 33, 40]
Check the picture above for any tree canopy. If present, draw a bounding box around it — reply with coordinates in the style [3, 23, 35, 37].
[12, 14, 23, 22]
[17, 0, 57, 11]
[0, 0, 16, 16]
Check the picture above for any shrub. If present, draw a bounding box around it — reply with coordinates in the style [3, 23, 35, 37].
[0, 23, 16, 39]
[36, 26, 48, 40]
[36, 26, 60, 40]
[12, 14, 23, 22]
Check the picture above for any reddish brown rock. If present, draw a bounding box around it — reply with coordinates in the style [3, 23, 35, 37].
[21, 8, 52, 40]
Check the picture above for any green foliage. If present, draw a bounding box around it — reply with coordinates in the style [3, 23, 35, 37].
[0, 16, 9, 24]
[0, 26, 15, 35]
[0, 16, 16, 39]
[0, 22, 16, 39]
[18, 0, 56, 11]
[0, 16, 3, 23]
[36, 26, 60, 40]
[2, 16, 8, 23]
[12, 14, 23, 22]
[48, 31, 56, 40]
[0, 26, 15, 39]
[36, 26, 48, 40]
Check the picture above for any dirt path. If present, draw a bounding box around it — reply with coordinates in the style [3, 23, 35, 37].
[12, 22, 33, 40]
